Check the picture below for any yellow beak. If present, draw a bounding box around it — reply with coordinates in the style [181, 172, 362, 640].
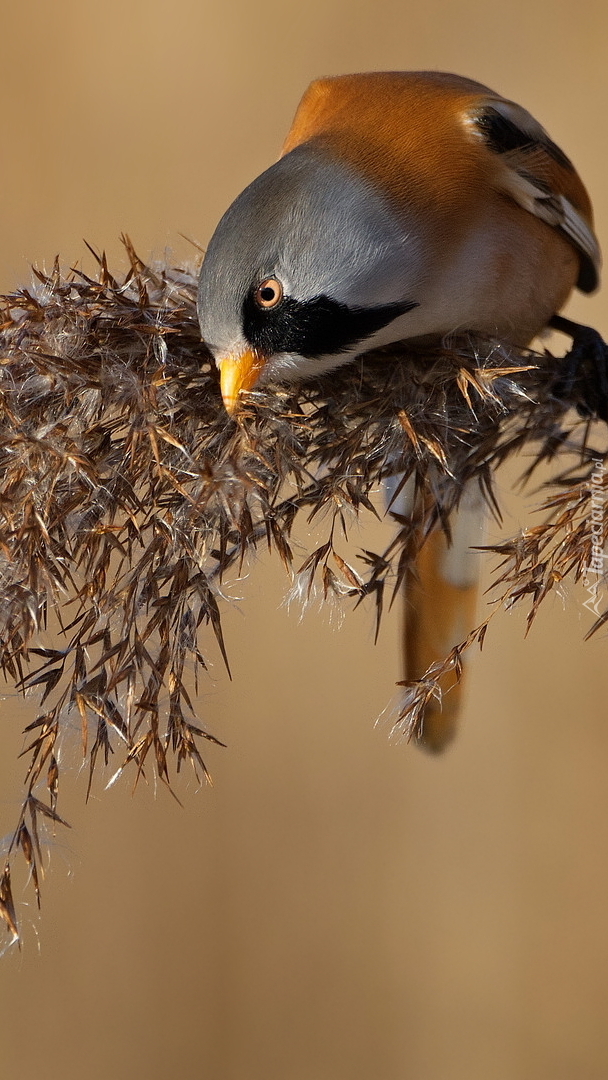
[218, 348, 266, 415]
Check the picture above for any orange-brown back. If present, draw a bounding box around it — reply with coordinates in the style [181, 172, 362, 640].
[281, 72, 595, 260]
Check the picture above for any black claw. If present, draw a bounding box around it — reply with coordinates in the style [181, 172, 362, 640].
[549, 315, 608, 422]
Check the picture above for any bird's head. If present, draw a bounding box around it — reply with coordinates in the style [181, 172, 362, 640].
[197, 144, 419, 413]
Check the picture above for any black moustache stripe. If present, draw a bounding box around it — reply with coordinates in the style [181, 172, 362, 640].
[242, 292, 418, 360]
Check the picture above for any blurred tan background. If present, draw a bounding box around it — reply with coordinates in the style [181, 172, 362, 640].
[1, 2, 608, 1078]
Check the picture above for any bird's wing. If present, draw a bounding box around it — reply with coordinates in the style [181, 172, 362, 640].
[402, 483, 484, 752]
[467, 96, 601, 292]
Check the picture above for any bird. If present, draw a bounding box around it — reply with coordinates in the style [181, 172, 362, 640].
[197, 70, 604, 749]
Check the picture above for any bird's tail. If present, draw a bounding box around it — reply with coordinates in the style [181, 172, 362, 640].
[402, 484, 484, 752]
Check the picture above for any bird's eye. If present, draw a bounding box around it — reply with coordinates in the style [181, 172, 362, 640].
[254, 278, 283, 309]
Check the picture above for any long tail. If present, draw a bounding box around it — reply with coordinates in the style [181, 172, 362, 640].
[404, 484, 484, 752]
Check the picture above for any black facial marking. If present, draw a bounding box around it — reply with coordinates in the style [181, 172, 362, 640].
[474, 107, 574, 170]
[242, 291, 418, 359]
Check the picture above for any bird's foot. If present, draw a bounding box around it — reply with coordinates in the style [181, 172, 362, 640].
[549, 315, 608, 422]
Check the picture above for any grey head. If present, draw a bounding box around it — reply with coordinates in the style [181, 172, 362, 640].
[197, 143, 421, 394]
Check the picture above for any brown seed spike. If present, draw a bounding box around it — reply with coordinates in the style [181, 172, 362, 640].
[0, 244, 605, 943]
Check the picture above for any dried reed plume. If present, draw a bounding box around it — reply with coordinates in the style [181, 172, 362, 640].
[0, 239, 605, 945]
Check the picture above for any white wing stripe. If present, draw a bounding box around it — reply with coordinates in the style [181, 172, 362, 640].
[496, 163, 600, 275]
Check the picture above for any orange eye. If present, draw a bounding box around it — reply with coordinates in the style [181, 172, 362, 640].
[254, 278, 283, 309]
